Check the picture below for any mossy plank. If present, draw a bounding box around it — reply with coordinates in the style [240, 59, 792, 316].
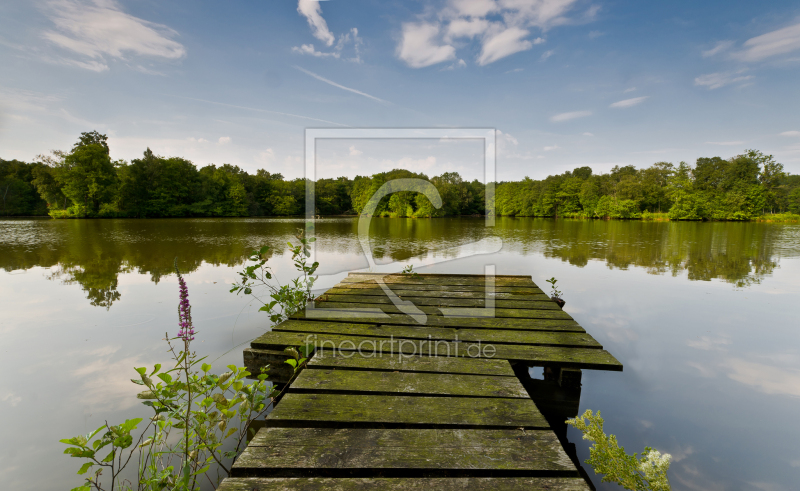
[343, 274, 536, 287]
[251, 331, 623, 370]
[328, 286, 550, 301]
[290, 369, 529, 398]
[233, 428, 574, 474]
[218, 477, 592, 491]
[333, 282, 547, 295]
[273, 320, 601, 348]
[267, 393, 548, 427]
[311, 302, 574, 320]
[320, 294, 560, 310]
[291, 311, 584, 332]
[308, 351, 515, 376]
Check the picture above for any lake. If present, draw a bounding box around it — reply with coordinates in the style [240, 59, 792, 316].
[1, 217, 799, 490]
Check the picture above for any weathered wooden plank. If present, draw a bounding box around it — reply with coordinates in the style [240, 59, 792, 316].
[311, 302, 574, 320]
[328, 286, 550, 301]
[290, 369, 529, 398]
[273, 320, 602, 348]
[231, 427, 574, 474]
[251, 331, 623, 371]
[267, 393, 548, 428]
[319, 294, 560, 310]
[343, 274, 536, 287]
[292, 311, 584, 332]
[333, 282, 547, 294]
[309, 351, 515, 376]
[218, 477, 592, 491]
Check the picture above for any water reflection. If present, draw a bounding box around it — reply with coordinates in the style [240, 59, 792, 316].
[1, 217, 798, 308]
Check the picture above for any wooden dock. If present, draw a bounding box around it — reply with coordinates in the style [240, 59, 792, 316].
[219, 273, 622, 490]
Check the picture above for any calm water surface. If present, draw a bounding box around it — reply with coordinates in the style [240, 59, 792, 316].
[1, 217, 799, 490]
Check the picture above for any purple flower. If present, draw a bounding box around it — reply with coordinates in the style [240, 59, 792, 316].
[174, 259, 196, 343]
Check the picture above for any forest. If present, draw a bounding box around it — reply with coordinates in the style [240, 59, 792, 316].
[1, 131, 799, 220]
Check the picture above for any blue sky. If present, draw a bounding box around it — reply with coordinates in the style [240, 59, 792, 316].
[1, 0, 799, 180]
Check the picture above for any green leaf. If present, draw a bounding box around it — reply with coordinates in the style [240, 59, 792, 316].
[150, 364, 162, 376]
[101, 449, 115, 463]
[285, 359, 297, 368]
[137, 390, 157, 400]
[70, 486, 91, 491]
[156, 373, 173, 384]
[201, 363, 211, 373]
[77, 462, 93, 475]
[135, 367, 147, 375]
[130, 378, 145, 385]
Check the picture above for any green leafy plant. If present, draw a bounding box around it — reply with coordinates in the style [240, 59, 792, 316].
[231, 228, 319, 324]
[61, 262, 281, 491]
[567, 409, 671, 491]
[401, 264, 418, 276]
[546, 277, 562, 299]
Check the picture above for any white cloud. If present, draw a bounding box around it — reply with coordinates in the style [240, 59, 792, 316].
[722, 358, 800, 398]
[256, 148, 275, 164]
[609, 96, 648, 108]
[42, 0, 185, 71]
[705, 141, 743, 146]
[623, 87, 637, 93]
[733, 22, 800, 62]
[292, 43, 340, 58]
[443, 59, 468, 70]
[293, 28, 363, 63]
[780, 130, 800, 137]
[446, 18, 491, 41]
[588, 30, 603, 39]
[297, 0, 335, 47]
[401, 0, 590, 67]
[478, 27, 533, 65]
[218, 136, 231, 145]
[540, 49, 554, 61]
[449, 0, 498, 18]
[694, 71, 753, 89]
[551, 110, 591, 122]
[686, 335, 731, 351]
[702, 40, 733, 57]
[543, 145, 559, 151]
[2, 392, 22, 407]
[348, 145, 362, 156]
[582, 132, 594, 136]
[505, 67, 523, 73]
[398, 23, 456, 68]
[294, 65, 390, 104]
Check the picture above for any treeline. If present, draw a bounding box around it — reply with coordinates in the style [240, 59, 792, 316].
[495, 152, 800, 220]
[1, 131, 798, 220]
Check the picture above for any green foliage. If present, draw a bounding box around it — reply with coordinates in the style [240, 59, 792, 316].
[10, 131, 800, 221]
[567, 409, 671, 491]
[401, 264, 418, 276]
[545, 277, 562, 298]
[62, 342, 277, 490]
[230, 228, 318, 324]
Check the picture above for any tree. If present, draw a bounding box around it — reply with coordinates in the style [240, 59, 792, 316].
[73, 131, 110, 155]
[58, 143, 116, 216]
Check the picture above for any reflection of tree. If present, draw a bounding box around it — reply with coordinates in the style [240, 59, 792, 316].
[0, 218, 293, 309]
[494, 218, 783, 287]
[0, 217, 795, 308]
